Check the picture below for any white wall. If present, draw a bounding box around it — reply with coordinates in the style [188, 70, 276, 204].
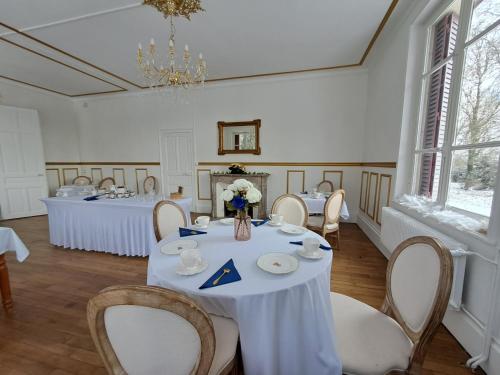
[357, 1, 500, 373]
[0, 79, 80, 162]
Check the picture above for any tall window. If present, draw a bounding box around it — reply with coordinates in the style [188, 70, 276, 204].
[415, 0, 500, 220]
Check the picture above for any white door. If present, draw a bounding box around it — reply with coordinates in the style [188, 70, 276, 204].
[0, 105, 48, 219]
[159, 129, 195, 205]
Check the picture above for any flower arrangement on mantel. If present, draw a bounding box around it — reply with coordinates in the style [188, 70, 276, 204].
[222, 179, 262, 240]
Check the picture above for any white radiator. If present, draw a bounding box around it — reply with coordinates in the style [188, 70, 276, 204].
[381, 207, 467, 310]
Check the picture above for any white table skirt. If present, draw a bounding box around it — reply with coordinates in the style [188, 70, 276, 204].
[41, 196, 192, 257]
[0, 227, 29, 262]
[297, 193, 350, 219]
[147, 222, 341, 375]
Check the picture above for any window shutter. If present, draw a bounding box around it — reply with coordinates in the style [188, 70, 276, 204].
[419, 13, 459, 197]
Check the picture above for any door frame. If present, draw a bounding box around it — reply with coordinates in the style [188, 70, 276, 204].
[158, 129, 196, 208]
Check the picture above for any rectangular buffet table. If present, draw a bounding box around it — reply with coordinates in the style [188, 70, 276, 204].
[41, 196, 192, 257]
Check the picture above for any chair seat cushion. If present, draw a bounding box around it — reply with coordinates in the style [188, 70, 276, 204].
[307, 215, 339, 230]
[209, 314, 239, 375]
[331, 293, 413, 375]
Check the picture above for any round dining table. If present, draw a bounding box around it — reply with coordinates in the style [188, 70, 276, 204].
[147, 220, 342, 375]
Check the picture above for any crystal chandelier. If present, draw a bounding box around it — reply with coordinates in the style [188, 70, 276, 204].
[137, 0, 207, 89]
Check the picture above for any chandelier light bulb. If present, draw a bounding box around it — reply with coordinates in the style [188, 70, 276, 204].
[138, 43, 142, 50]
[150, 38, 155, 46]
[169, 39, 174, 47]
[184, 44, 189, 52]
[199, 53, 203, 59]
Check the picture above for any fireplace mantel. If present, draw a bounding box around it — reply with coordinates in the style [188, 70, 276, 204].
[211, 173, 270, 219]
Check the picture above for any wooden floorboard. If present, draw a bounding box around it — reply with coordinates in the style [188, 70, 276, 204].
[0, 216, 479, 374]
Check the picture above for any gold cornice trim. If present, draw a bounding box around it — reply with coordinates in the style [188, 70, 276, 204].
[359, 0, 399, 65]
[0, 21, 141, 89]
[45, 161, 161, 166]
[197, 161, 397, 168]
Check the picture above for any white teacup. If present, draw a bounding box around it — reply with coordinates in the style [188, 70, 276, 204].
[180, 249, 202, 269]
[269, 214, 284, 225]
[303, 237, 321, 255]
[313, 192, 322, 199]
[195, 216, 210, 227]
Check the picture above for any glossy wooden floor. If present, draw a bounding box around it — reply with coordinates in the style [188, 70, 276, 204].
[0, 216, 478, 375]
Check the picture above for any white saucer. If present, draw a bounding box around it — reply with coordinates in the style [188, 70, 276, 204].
[193, 224, 209, 229]
[175, 259, 208, 275]
[219, 218, 234, 225]
[297, 247, 324, 260]
[267, 221, 283, 227]
[280, 224, 307, 235]
[257, 253, 299, 274]
[160, 239, 198, 255]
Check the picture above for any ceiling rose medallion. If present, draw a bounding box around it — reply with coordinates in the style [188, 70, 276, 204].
[137, 0, 207, 89]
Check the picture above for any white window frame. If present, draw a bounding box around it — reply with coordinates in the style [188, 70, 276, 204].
[412, 0, 500, 230]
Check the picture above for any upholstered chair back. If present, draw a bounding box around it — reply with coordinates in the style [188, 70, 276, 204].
[153, 200, 187, 241]
[98, 177, 115, 191]
[325, 189, 344, 224]
[271, 194, 308, 227]
[384, 236, 453, 353]
[87, 285, 215, 375]
[72, 176, 92, 186]
[317, 180, 334, 192]
[143, 176, 157, 194]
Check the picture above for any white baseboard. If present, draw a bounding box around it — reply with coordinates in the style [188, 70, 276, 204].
[356, 214, 499, 375]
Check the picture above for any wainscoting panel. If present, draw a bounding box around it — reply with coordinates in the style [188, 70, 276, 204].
[62, 168, 78, 185]
[322, 170, 343, 189]
[91, 168, 103, 184]
[46, 169, 61, 197]
[366, 172, 379, 220]
[286, 170, 305, 194]
[376, 174, 392, 225]
[197, 169, 212, 201]
[359, 171, 369, 212]
[112, 168, 126, 187]
[135, 168, 148, 194]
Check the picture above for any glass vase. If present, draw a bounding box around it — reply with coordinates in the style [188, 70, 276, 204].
[234, 214, 251, 241]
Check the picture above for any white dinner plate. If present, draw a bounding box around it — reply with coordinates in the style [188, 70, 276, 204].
[219, 218, 234, 225]
[160, 239, 198, 255]
[297, 247, 324, 260]
[280, 224, 308, 235]
[176, 259, 209, 275]
[257, 253, 299, 274]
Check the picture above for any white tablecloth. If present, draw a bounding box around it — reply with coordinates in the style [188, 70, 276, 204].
[0, 227, 30, 262]
[41, 196, 192, 257]
[147, 222, 341, 375]
[297, 193, 350, 219]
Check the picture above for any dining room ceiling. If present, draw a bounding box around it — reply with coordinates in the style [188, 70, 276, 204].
[0, 0, 402, 97]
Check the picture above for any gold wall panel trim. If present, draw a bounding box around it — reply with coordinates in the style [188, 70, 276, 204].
[198, 161, 396, 167]
[134, 168, 148, 193]
[322, 170, 344, 189]
[45, 168, 61, 187]
[196, 169, 212, 201]
[375, 174, 392, 225]
[91, 168, 103, 184]
[359, 171, 369, 213]
[366, 172, 379, 220]
[62, 167, 79, 185]
[0, 21, 140, 89]
[112, 168, 126, 187]
[46, 161, 161, 166]
[286, 170, 305, 194]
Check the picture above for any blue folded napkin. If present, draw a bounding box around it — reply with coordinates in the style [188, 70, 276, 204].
[199, 259, 241, 289]
[83, 194, 102, 201]
[251, 219, 269, 227]
[289, 240, 332, 251]
[179, 227, 207, 237]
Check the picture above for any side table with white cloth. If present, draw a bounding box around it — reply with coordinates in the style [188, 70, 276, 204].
[41, 196, 192, 257]
[0, 227, 30, 312]
[147, 221, 342, 375]
[297, 193, 350, 220]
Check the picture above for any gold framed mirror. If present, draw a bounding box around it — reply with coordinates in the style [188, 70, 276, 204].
[217, 119, 261, 155]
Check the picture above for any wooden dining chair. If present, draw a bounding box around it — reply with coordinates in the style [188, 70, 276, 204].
[87, 285, 239, 375]
[153, 200, 188, 241]
[143, 176, 157, 194]
[72, 175, 92, 186]
[271, 194, 309, 227]
[98, 177, 115, 191]
[307, 189, 344, 249]
[317, 180, 334, 193]
[331, 236, 453, 375]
